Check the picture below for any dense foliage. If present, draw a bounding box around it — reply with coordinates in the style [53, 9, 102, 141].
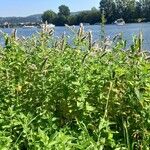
[41, 10, 57, 25]
[0, 25, 150, 149]
[41, 5, 101, 26]
[42, 0, 150, 26]
[1, 0, 150, 27]
[99, 0, 150, 23]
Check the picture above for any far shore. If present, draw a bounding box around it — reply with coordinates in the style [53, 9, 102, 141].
[0, 21, 150, 29]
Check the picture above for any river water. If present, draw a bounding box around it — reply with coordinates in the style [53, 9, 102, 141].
[1, 23, 150, 50]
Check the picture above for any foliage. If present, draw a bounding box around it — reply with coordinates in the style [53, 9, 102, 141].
[2, 0, 150, 27]
[42, 5, 100, 26]
[41, 10, 57, 24]
[58, 5, 71, 17]
[100, 0, 150, 23]
[0, 25, 150, 149]
[41, 0, 150, 26]
[100, 0, 116, 23]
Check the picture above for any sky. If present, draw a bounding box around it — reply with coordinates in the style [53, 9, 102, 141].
[0, 0, 99, 17]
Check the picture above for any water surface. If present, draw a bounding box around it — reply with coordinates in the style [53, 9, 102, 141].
[1, 23, 150, 50]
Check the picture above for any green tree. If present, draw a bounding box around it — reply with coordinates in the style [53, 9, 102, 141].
[124, 0, 136, 22]
[141, 0, 150, 20]
[77, 11, 90, 23]
[42, 10, 57, 24]
[135, 1, 143, 19]
[68, 15, 78, 25]
[100, 0, 116, 23]
[55, 15, 67, 26]
[115, 0, 136, 22]
[58, 5, 70, 17]
[55, 5, 71, 26]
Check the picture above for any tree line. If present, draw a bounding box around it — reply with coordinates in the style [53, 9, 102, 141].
[100, 0, 150, 23]
[42, 0, 150, 26]
[42, 5, 100, 26]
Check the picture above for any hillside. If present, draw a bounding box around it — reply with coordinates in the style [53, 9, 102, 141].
[0, 14, 42, 24]
[0, 11, 89, 24]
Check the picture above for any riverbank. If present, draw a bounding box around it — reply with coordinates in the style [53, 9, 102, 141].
[0, 25, 150, 149]
[1, 19, 150, 28]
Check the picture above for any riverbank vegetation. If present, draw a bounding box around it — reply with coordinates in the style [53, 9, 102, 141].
[1, 0, 150, 28]
[0, 24, 150, 149]
[42, 0, 150, 25]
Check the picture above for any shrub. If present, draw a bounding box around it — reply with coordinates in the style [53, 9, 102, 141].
[0, 26, 150, 149]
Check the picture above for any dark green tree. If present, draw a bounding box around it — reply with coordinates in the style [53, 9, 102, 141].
[77, 11, 90, 23]
[42, 10, 57, 23]
[58, 5, 70, 17]
[55, 15, 67, 26]
[142, 0, 150, 20]
[115, 0, 136, 22]
[68, 15, 78, 25]
[89, 9, 101, 24]
[100, 0, 116, 23]
[135, 1, 143, 19]
[55, 5, 71, 26]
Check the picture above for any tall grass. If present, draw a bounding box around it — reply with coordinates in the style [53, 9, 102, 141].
[0, 25, 150, 150]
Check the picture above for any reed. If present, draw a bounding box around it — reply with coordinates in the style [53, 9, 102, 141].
[0, 24, 149, 149]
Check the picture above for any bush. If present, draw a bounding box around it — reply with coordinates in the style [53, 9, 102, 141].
[0, 26, 150, 149]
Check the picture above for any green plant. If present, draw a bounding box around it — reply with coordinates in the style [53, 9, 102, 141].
[0, 26, 150, 149]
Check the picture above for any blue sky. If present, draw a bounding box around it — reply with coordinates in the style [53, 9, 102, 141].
[0, 0, 99, 17]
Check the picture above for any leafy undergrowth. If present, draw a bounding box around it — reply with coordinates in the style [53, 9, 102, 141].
[0, 27, 150, 150]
